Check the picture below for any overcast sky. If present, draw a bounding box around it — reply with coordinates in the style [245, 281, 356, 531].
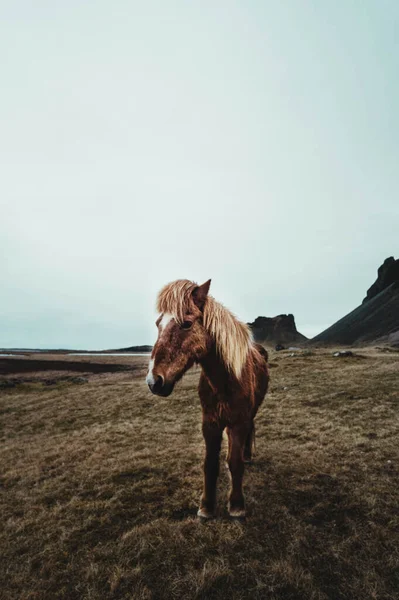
[1, 1, 398, 349]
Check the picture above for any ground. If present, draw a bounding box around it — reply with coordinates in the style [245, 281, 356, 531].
[0, 348, 398, 600]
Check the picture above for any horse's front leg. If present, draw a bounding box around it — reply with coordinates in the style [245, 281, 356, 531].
[198, 419, 223, 519]
[227, 423, 249, 518]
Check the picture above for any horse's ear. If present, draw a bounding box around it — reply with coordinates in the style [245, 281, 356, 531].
[192, 279, 211, 310]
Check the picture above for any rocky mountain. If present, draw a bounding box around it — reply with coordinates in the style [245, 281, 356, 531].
[248, 314, 307, 346]
[312, 256, 399, 346]
[362, 256, 399, 303]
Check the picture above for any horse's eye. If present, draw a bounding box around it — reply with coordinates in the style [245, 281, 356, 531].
[181, 321, 192, 330]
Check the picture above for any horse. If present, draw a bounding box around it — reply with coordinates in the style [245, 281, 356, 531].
[146, 279, 269, 519]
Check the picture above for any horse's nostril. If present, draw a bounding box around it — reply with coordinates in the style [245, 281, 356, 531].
[151, 375, 164, 394]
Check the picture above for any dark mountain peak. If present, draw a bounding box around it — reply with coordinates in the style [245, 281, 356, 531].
[312, 255, 399, 346]
[363, 256, 399, 304]
[248, 314, 307, 345]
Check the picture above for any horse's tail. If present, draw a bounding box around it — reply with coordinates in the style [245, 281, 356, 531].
[251, 422, 256, 458]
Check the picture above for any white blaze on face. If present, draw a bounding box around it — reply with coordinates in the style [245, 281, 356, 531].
[146, 314, 175, 386]
[146, 358, 155, 386]
[159, 313, 173, 331]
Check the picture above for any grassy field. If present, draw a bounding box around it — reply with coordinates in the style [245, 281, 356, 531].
[0, 349, 398, 600]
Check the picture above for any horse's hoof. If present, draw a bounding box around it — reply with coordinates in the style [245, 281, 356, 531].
[228, 506, 246, 519]
[197, 507, 215, 520]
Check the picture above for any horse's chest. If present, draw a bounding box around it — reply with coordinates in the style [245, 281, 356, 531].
[200, 393, 250, 425]
[198, 374, 252, 425]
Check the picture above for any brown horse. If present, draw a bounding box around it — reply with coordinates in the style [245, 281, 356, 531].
[146, 279, 269, 518]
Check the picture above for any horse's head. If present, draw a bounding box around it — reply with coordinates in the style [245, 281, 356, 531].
[146, 279, 212, 397]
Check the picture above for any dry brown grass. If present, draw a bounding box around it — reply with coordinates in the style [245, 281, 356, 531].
[0, 349, 398, 600]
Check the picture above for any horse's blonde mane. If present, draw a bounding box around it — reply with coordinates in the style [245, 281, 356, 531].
[157, 279, 252, 379]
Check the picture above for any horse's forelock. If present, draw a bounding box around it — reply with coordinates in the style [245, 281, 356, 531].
[156, 279, 197, 323]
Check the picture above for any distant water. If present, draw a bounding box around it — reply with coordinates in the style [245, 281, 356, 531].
[68, 353, 150, 357]
[0, 352, 150, 358]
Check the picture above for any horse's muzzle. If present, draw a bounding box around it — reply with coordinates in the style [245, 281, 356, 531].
[148, 376, 174, 397]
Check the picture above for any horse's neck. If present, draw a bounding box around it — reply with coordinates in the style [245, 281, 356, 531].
[199, 344, 236, 393]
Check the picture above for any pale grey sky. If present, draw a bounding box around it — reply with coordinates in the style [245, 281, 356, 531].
[1, 1, 398, 349]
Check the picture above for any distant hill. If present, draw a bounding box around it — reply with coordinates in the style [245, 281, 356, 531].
[312, 256, 399, 346]
[0, 346, 153, 354]
[111, 345, 152, 353]
[248, 314, 307, 346]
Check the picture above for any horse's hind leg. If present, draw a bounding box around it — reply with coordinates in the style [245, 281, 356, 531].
[243, 421, 255, 463]
[227, 424, 248, 518]
[225, 428, 232, 469]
